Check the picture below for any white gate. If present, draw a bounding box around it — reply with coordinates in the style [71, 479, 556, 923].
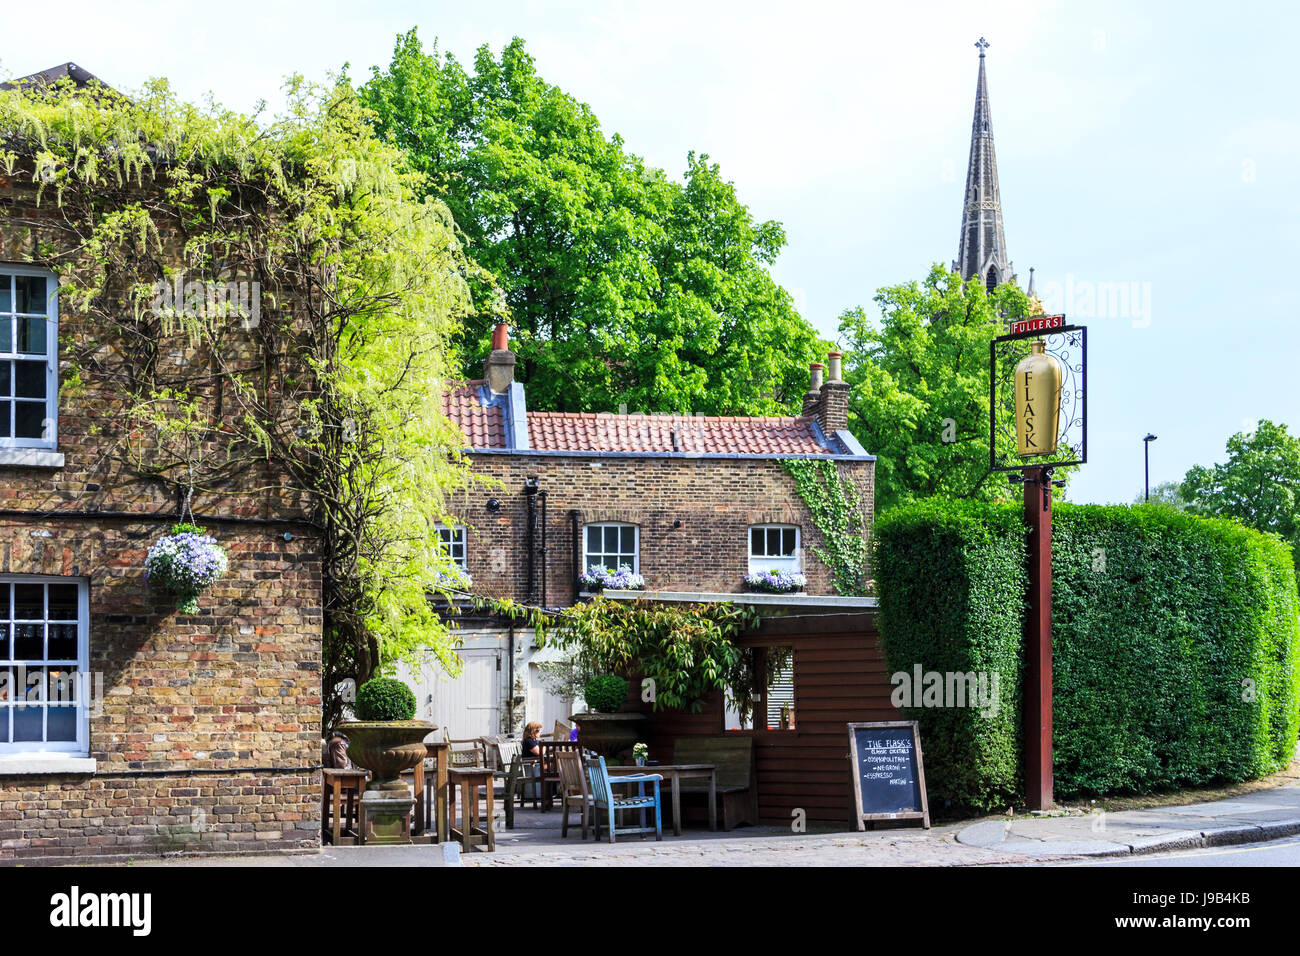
[406, 648, 503, 739]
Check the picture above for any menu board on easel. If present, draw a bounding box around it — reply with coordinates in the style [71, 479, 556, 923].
[847, 721, 930, 829]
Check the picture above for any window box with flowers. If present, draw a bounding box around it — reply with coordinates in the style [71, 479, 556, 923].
[579, 564, 645, 592]
[743, 569, 807, 594]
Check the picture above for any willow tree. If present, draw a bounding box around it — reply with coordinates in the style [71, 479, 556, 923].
[0, 73, 487, 726]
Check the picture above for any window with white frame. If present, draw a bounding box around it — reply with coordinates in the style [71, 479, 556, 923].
[0, 577, 89, 756]
[0, 267, 58, 450]
[584, 523, 638, 573]
[436, 525, 468, 570]
[749, 525, 800, 573]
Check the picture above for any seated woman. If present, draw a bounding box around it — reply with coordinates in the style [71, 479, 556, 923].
[520, 721, 544, 758]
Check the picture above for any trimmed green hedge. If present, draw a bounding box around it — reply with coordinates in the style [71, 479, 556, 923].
[874, 500, 1300, 813]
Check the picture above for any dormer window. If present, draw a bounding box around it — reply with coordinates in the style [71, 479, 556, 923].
[0, 267, 58, 452]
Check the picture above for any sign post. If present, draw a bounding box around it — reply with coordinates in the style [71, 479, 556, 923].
[989, 319, 1087, 812]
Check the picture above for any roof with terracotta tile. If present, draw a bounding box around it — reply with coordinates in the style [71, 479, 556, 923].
[526, 412, 832, 455]
[441, 380, 506, 450]
[439, 378, 867, 457]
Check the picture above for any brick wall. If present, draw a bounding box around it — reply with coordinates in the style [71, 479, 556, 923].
[0, 175, 324, 862]
[447, 454, 874, 606]
[0, 519, 323, 863]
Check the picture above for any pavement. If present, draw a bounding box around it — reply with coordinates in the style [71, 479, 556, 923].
[956, 779, 1300, 860]
[107, 778, 1300, 867]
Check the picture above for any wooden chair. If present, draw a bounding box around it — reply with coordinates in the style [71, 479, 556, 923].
[446, 737, 487, 818]
[555, 749, 593, 839]
[585, 755, 662, 843]
[553, 719, 573, 742]
[537, 740, 581, 811]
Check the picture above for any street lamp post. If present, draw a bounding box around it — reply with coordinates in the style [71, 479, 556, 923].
[1143, 434, 1158, 502]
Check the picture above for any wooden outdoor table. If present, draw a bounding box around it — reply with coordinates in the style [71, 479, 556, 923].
[447, 766, 496, 852]
[425, 741, 450, 844]
[608, 763, 716, 836]
[322, 768, 370, 846]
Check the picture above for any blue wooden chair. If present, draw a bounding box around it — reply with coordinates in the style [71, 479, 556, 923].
[586, 756, 663, 843]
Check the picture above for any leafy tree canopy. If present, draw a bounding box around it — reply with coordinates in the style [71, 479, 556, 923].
[838, 265, 1034, 513]
[1178, 419, 1300, 563]
[357, 30, 827, 414]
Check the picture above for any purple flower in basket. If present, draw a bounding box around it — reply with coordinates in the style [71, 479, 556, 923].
[145, 523, 230, 614]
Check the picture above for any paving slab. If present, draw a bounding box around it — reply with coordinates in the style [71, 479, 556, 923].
[956, 781, 1300, 859]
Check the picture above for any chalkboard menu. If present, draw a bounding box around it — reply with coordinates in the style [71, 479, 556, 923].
[846, 721, 930, 829]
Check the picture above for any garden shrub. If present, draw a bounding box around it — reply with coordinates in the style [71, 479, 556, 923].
[355, 677, 417, 721]
[874, 500, 1027, 812]
[583, 675, 629, 713]
[874, 499, 1300, 813]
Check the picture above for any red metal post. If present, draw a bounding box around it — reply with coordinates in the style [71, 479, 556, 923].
[1023, 465, 1053, 809]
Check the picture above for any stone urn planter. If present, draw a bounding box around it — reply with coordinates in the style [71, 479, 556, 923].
[571, 711, 647, 761]
[343, 719, 436, 844]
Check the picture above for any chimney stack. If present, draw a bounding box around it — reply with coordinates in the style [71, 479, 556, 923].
[802, 363, 825, 417]
[817, 351, 849, 434]
[485, 322, 516, 394]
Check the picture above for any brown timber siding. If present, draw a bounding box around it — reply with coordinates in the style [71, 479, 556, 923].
[632, 611, 893, 827]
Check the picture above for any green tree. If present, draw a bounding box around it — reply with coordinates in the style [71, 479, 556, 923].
[1134, 480, 1190, 508]
[358, 30, 826, 414]
[838, 265, 1034, 513]
[1179, 420, 1300, 565]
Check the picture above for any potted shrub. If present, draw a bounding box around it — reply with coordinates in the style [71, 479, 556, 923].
[571, 674, 645, 760]
[343, 677, 436, 844]
[144, 522, 229, 614]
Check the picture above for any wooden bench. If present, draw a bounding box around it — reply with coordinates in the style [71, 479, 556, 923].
[673, 737, 758, 830]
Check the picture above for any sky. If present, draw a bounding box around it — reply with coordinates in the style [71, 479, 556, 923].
[5, 0, 1297, 505]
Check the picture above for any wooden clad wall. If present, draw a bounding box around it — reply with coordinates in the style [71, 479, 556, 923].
[634, 611, 893, 827]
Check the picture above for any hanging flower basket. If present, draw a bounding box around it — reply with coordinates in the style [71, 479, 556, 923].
[743, 569, 806, 594]
[145, 523, 229, 614]
[579, 564, 645, 591]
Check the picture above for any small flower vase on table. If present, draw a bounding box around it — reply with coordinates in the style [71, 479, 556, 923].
[633, 742, 649, 767]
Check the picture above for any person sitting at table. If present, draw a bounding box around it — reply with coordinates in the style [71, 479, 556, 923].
[520, 721, 543, 758]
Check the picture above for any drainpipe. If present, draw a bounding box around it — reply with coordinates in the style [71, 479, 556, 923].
[523, 476, 540, 605]
[507, 623, 516, 734]
[540, 489, 548, 608]
[569, 509, 582, 604]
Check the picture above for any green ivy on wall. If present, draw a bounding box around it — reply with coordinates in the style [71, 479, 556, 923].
[782, 459, 870, 595]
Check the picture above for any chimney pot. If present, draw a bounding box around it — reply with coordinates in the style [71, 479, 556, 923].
[485, 323, 516, 394]
[826, 352, 843, 383]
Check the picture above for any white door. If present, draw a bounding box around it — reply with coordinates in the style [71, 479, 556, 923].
[415, 649, 502, 739]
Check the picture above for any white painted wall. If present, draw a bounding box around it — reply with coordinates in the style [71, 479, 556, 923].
[397, 627, 574, 739]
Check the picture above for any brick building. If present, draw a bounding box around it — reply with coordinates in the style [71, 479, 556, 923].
[0, 106, 322, 861]
[408, 326, 876, 738]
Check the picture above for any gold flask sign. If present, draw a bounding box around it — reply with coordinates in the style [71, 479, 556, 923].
[1014, 340, 1063, 456]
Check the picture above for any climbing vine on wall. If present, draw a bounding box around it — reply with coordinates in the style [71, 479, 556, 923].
[0, 74, 506, 729]
[781, 459, 870, 595]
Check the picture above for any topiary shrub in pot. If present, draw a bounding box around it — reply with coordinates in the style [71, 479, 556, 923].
[573, 674, 643, 760]
[583, 675, 628, 713]
[346, 677, 432, 789]
[355, 677, 418, 722]
[344, 677, 436, 844]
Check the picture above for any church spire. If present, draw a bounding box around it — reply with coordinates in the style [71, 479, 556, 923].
[954, 37, 1013, 291]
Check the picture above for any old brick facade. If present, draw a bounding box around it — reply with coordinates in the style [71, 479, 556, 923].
[0, 164, 323, 862]
[441, 328, 876, 606]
